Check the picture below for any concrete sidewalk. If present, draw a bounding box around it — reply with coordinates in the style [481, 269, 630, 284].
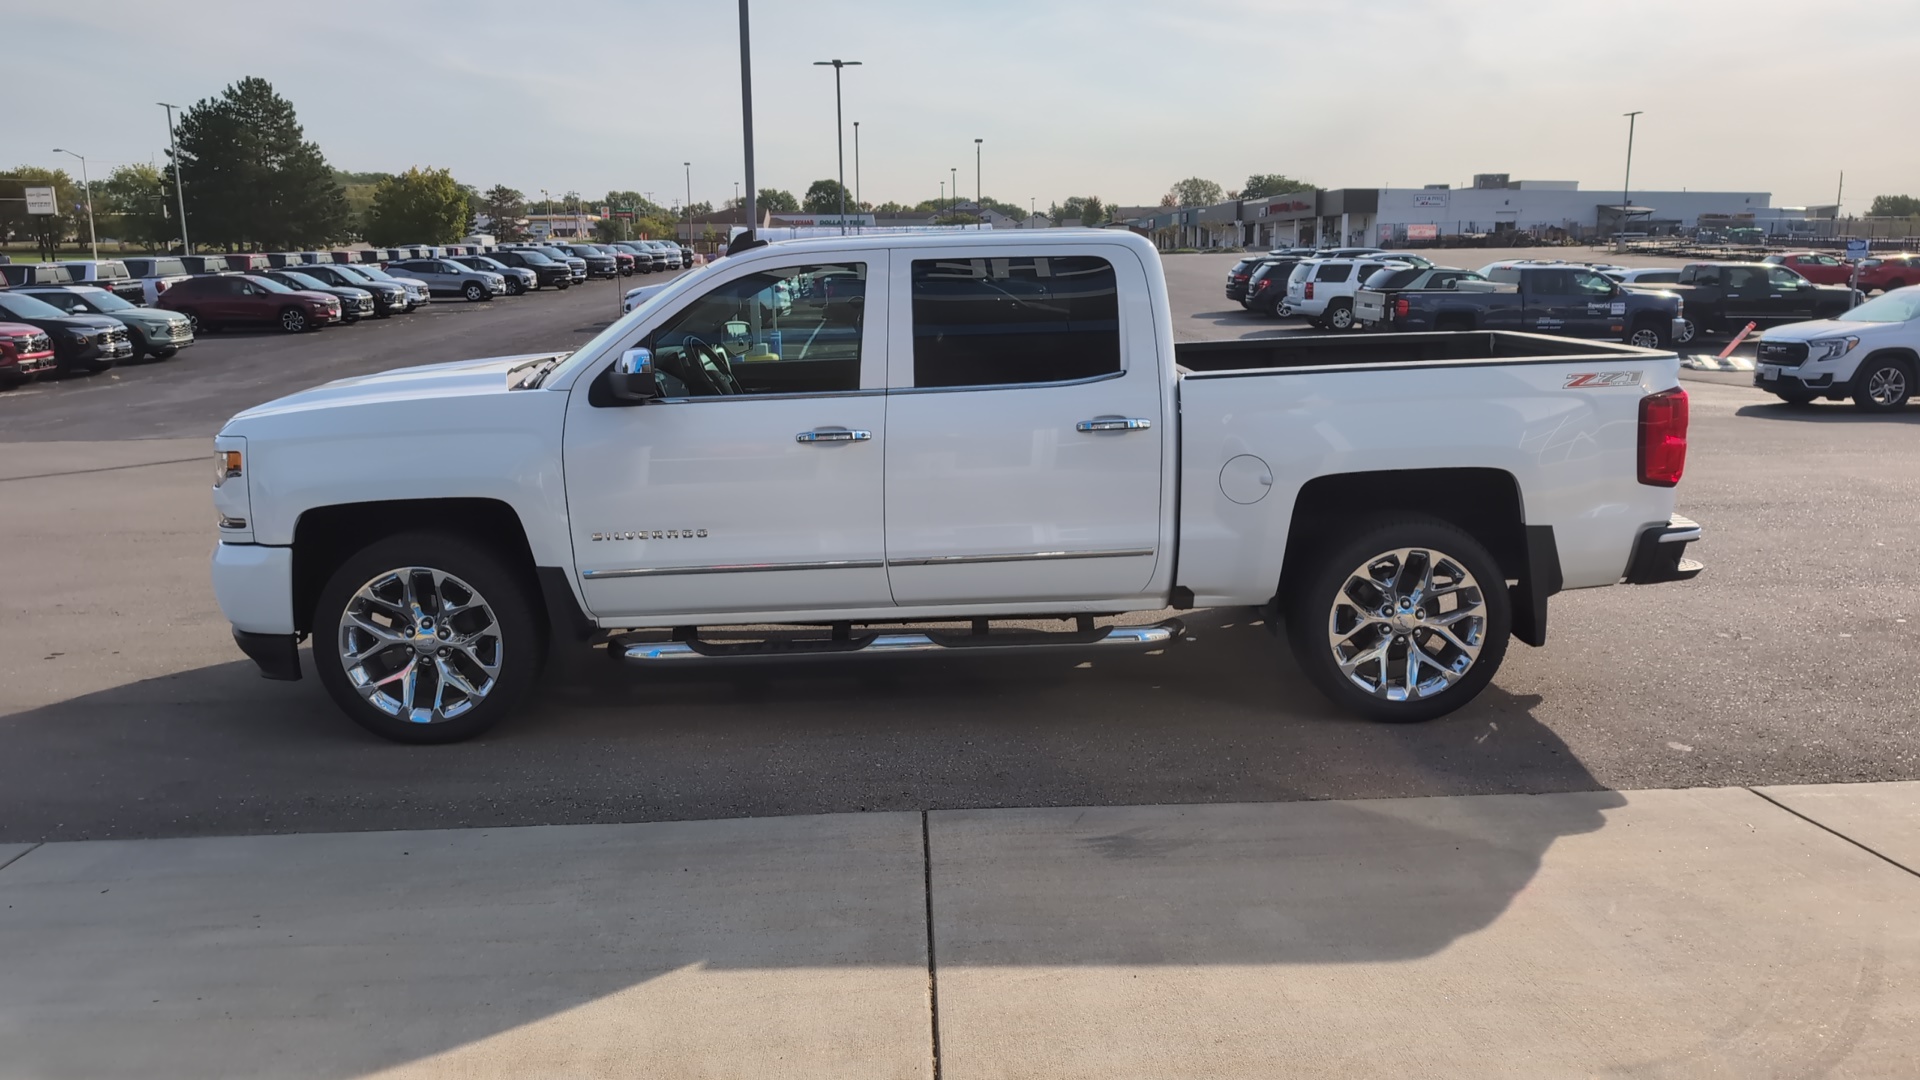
[2, 783, 1916, 1079]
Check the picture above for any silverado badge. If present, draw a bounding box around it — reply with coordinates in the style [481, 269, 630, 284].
[592, 529, 709, 541]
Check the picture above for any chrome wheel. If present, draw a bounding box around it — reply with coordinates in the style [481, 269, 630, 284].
[1629, 326, 1664, 349]
[1865, 364, 1908, 406]
[1326, 547, 1487, 702]
[1327, 304, 1354, 330]
[1673, 318, 1697, 346]
[281, 308, 308, 332]
[337, 567, 502, 724]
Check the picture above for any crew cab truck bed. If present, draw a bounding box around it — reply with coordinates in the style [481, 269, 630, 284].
[210, 231, 1700, 743]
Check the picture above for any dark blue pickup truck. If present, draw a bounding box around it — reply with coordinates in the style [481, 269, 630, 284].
[1358, 261, 1687, 348]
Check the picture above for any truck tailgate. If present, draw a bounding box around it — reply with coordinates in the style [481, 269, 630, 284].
[1353, 289, 1388, 325]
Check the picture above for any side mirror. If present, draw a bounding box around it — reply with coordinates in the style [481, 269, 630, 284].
[608, 348, 659, 403]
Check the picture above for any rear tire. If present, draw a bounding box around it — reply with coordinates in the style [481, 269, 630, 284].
[311, 533, 544, 744]
[1325, 300, 1356, 331]
[1285, 516, 1511, 724]
[1852, 355, 1914, 411]
[1628, 319, 1670, 349]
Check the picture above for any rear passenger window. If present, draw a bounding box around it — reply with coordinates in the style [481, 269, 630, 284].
[1314, 263, 1350, 283]
[910, 255, 1120, 388]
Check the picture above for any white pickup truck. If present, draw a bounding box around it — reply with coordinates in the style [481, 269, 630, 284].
[210, 231, 1702, 743]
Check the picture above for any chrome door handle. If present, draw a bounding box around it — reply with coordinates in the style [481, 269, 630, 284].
[796, 429, 872, 443]
[1076, 418, 1152, 432]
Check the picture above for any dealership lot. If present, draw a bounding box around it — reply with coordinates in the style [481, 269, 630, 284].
[1, 251, 1915, 843]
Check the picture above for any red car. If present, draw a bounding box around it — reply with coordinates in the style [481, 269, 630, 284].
[0, 320, 58, 386]
[1855, 253, 1920, 294]
[155, 274, 342, 334]
[1762, 251, 1855, 286]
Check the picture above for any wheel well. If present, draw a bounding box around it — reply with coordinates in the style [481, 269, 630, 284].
[1279, 468, 1529, 593]
[1861, 347, 1919, 370]
[291, 498, 538, 635]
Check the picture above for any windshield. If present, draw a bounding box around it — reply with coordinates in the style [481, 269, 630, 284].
[471, 256, 509, 270]
[518, 251, 555, 265]
[1839, 290, 1920, 323]
[354, 266, 397, 282]
[276, 271, 330, 291]
[73, 290, 136, 312]
[0, 293, 70, 320]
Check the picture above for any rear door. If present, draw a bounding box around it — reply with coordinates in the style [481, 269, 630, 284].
[883, 244, 1167, 607]
[1766, 266, 1817, 322]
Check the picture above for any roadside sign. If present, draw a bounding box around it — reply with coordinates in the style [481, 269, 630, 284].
[1845, 238, 1870, 260]
[24, 186, 56, 215]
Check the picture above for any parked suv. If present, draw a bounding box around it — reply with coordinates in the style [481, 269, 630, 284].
[0, 321, 59, 385]
[1753, 286, 1920, 411]
[19, 285, 195, 360]
[293, 263, 408, 317]
[0, 290, 132, 374]
[387, 258, 507, 301]
[452, 254, 537, 295]
[483, 248, 572, 290]
[1242, 257, 1308, 316]
[1283, 257, 1410, 329]
[506, 244, 588, 283]
[557, 244, 620, 279]
[261, 269, 376, 322]
[155, 273, 343, 333]
[340, 264, 431, 309]
[1855, 253, 1920, 294]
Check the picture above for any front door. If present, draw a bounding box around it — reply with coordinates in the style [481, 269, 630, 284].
[1522, 269, 1602, 336]
[1766, 266, 1818, 323]
[883, 245, 1167, 607]
[1721, 265, 1772, 326]
[564, 253, 892, 620]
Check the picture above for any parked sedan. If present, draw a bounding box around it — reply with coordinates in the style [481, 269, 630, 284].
[19, 285, 195, 360]
[0, 321, 58, 386]
[451, 254, 536, 295]
[385, 258, 506, 301]
[1762, 252, 1856, 286]
[0, 291, 132, 374]
[294, 263, 409, 316]
[154, 273, 342, 333]
[262, 269, 376, 322]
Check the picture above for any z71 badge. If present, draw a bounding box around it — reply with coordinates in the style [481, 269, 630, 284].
[591, 529, 708, 541]
[1563, 371, 1642, 388]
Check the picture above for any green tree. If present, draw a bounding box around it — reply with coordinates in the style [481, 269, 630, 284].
[0, 167, 78, 259]
[757, 187, 800, 213]
[481, 184, 527, 241]
[1169, 177, 1224, 208]
[1869, 194, 1920, 217]
[871, 200, 912, 215]
[364, 167, 470, 246]
[1241, 173, 1313, 199]
[1048, 196, 1107, 226]
[802, 179, 852, 214]
[96, 164, 176, 249]
[977, 196, 1028, 221]
[173, 78, 348, 248]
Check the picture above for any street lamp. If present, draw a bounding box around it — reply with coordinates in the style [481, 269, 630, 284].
[52, 149, 98, 262]
[684, 162, 692, 246]
[157, 103, 190, 254]
[1620, 110, 1643, 242]
[974, 138, 982, 206]
[852, 121, 861, 215]
[951, 167, 958, 213]
[812, 58, 861, 234]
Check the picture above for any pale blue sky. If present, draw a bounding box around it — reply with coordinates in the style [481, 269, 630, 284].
[8, 0, 1914, 212]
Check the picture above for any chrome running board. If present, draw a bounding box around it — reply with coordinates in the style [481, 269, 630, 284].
[619, 619, 1183, 663]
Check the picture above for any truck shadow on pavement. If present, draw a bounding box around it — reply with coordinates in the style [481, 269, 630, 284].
[0, 610, 1623, 1079]
[1734, 402, 1920, 424]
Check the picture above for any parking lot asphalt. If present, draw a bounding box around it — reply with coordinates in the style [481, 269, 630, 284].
[1, 250, 1915, 843]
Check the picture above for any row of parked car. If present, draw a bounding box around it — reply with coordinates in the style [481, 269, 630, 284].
[0, 239, 698, 388]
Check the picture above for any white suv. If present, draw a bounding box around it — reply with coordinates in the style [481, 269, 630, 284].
[1753, 286, 1920, 411]
[1284, 258, 1410, 330]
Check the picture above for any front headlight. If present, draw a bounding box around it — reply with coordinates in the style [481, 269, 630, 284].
[215, 448, 243, 485]
[1809, 336, 1860, 362]
[71, 332, 91, 345]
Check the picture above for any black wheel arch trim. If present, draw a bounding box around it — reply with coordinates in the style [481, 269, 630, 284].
[1511, 525, 1562, 648]
[537, 565, 596, 641]
[234, 629, 303, 681]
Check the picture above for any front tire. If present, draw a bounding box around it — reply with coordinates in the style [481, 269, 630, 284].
[280, 307, 309, 333]
[1285, 517, 1511, 724]
[463, 281, 487, 302]
[505, 278, 525, 296]
[312, 533, 543, 744]
[1853, 355, 1914, 411]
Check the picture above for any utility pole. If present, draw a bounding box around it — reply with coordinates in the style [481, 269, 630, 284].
[739, 0, 757, 240]
[52, 149, 98, 262]
[951, 167, 958, 213]
[684, 161, 692, 248]
[1620, 110, 1643, 243]
[974, 138, 982, 207]
[158, 102, 191, 254]
[1836, 171, 1844, 230]
[853, 121, 861, 217]
[812, 58, 861, 235]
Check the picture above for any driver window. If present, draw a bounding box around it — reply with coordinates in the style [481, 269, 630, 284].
[1571, 269, 1615, 295]
[1768, 267, 1806, 289]
[645, 262, 866, 397]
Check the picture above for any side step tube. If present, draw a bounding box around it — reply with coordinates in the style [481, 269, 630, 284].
[621, 620, 1183, 663]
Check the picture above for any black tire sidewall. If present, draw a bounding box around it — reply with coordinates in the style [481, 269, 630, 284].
[1284, 517, 1512, 724]
[1853, 356, 1915, 411]
[311, 532, 543, 744]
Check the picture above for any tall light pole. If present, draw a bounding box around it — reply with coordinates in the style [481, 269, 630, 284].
[683, 161, 692, 246]
[52, 148, 97, 262]
[738, 0, 757, 242]
[1031, 196, 1036, 229]
[812, 58, 861, 234]
[852, 121, 861, 212]
[1620, 110, 1643, 242]
[974, 138, 983, 206]
[950, 167, 957, 213]
[158, 102, 191, 254]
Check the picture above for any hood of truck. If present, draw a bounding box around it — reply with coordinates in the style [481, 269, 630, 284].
[224, 352, 571, 425]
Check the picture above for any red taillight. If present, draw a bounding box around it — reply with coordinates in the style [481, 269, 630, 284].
[155, 280, 170, 293]
[1394, 298, 1409, 318]
[1638, 387, 1689, 486]
[1304, 282, 1315, 300]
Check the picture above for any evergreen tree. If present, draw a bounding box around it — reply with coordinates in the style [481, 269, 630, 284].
[172, 77, 348, 249]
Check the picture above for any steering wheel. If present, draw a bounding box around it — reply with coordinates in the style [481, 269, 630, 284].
[683, 335, 742, 395]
